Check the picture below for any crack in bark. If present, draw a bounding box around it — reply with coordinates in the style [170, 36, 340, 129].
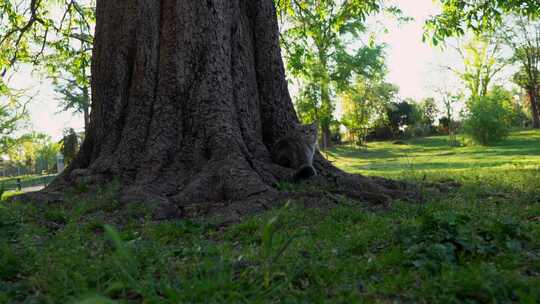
[141, 0, 164, 163]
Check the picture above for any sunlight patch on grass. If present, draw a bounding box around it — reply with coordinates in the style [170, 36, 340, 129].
[329, 130, 540, 180]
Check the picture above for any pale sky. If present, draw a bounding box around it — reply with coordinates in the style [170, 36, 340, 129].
[9, 0, 465, 141]
[382, 0, 445, 99]
[8, 66, 85, 141]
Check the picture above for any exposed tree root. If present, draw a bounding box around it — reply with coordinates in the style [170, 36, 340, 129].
[15, 157, 425, 226]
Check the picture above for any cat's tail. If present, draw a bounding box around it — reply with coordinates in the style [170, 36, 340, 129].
[293, 165, 317, 181]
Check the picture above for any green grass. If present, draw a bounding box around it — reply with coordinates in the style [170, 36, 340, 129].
[328, 130, 540, 178]
[1, 131, 540, 303]
[0, 174, 56, 192]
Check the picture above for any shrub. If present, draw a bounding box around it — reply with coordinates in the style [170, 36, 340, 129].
[404, 123, 433, 138]
[463, 88, 513, 145]
[366, 125, 394, 141]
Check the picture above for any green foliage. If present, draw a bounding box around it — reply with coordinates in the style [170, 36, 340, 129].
[0, 91, 29, 153]
[278, 0, 393, 140]
[76, 296, 116, 304]
[404, 123, 433, 138]
[340, 77, 398, 144]
[425, 0, 540, 45]
[464, 87, 514, 145]
[397, 211, 531, 274]
[5, 132, 59, 173]
[0, 244, 23, 281]
[103, 225, 139, 289]
[45, 11, 93, 128]
[505, 18, 540, 125]
[437, 91, 463, 145]
[418, 97, 439, 127]
[0, 0, 95, 71]
[53, 77, 91, 129]
[453, 34, 508, 99]
[35, 140, 61, 173]
[513, 64, 539, 91]
[294, 82, 322, 124]
[402, 98, 439, 138]
[385, 100, 417, 136]
[261, 202, 296, 288]
[62, 128, 79, 165]
[0, 0, 94, 120]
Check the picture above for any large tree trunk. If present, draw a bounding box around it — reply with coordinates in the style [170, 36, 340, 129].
[44, 0, 415, 219]
[82, 86, 90, 132]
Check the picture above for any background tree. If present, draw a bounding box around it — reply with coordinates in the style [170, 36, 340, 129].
[0, 0, 94, 71]
[424, 0, 538, 138]
[418, 97, 439, 129]
[446, 33, 508, 99]
[385, 100, 416, 138]
[0, 0, 94, 128]
[401, 98, 440, 138]
[35, 138, 61, 173]
[463, 86, 514, 145]
[277, 0, 392, 148]
[340, 76, 398, 145]
[45, 2, 94, 131]
[425, 0, 540, 45]
[61, 128, 79, 166]
[505, 18, 540, 128]
[5, 132, 54, 174]
[0, 90, 29, 154]
[437, 89, 463, 144]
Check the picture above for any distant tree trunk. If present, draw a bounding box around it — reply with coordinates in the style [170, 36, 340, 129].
[529, 87, 540, 128]
[318, 53, 333, 149]
[318, 82, 333, 149]
[45, 0, 414, 218]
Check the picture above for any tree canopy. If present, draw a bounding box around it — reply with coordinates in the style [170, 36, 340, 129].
[0, 90, 28, 154]
[425, 0, 540, 44]
[0, 0, 94, 121]
[276, 0, 400, 147]
[449, 33, 508, 99]
[0, 0, 94, 71]
[340, 76, 398, 144]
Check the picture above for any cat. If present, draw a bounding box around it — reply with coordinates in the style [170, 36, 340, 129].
[272, 122, 318, 181]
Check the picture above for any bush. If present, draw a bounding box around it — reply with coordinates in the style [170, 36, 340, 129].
[463, 88, 513, 145]
[404, 123, 434, 138]
[366, 125, 394, 141]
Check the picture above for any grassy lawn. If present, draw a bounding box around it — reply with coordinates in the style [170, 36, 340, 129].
[1, 131, 540, 303]
[0, 175, 57, 192]
[328, 130, 540, 178]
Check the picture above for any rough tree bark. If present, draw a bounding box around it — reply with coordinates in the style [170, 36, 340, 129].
[82, 86, 90, 132]
[44, 0, 416, 219]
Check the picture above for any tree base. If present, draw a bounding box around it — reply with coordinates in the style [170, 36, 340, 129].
[20, 0, 428, 222]
[19, 157, 421, 225]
